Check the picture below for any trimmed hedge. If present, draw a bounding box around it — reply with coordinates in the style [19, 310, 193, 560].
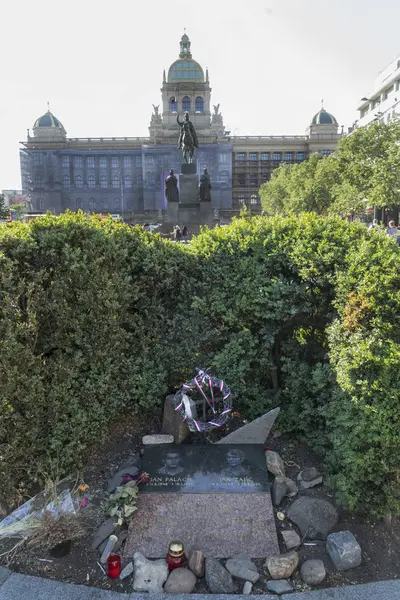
[0, 211, 399, 515]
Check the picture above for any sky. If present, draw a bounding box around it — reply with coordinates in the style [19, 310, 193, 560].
[1, 0, 400, 190]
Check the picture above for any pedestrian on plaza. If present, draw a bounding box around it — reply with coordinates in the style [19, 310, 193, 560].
[386, 220, 400, 245]
[368, 219, 381, 232]
[182, 225, 189, 243]
[173, 225, 182, 242]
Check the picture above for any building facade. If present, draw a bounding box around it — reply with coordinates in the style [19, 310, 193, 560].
[20, 33, 341, 225]
[356, 54, 400, 127]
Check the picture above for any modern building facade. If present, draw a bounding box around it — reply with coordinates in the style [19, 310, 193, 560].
[356, 54, 400, 127]
[20, 33, 341, 225]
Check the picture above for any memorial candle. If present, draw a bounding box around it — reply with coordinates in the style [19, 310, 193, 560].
[167, 541, 185, 570]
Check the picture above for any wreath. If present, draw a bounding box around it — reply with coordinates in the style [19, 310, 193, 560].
[173, 368, 233, 432]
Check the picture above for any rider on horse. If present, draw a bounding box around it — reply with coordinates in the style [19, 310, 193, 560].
[177, 112, 199, 164]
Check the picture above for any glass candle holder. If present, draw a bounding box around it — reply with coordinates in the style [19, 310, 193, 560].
[167, 540, 185, 571]
[107, 554, 121, 578]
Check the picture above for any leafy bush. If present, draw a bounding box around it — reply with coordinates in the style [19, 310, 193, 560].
[1, 211, 399, 516]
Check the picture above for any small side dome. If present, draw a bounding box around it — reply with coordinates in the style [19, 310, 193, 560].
[33, 110, 66, 132]
[311, 108, 337, 126]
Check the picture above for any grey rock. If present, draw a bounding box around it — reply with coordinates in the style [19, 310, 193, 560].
[225, 554, 260, 583]
[300, 559, 326, 585]
[133, 551, 169, 593]
[216, 408, 280, 444]
[119, 562, 134, 580]
[142, 434, 174, 445]
[243, 581, 253, 594]
[326, 531, 362, 571]
[205, 557, 234, 594]
[91, 518, 116, 550]
[287, 497, 338, 540]
[114, 530, 128, 553]
[297, 467, 323, 489]
[119, 454, 140, 471]
[266, 450, 286, 477]
[162, 395, 190, 443]
[164, 568, 197, 594]
[188, 550, 205, 578]
[107, 466, 139, 493]
[281, 529, 301, 550]
[0, 567, 11, 585]
[265, 551, 299, 579]
[267, 579, 294, 594]
[272, 478, 287, 506]
[282, 477, 298, 497]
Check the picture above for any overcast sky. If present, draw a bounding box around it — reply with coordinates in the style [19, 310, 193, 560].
[1, 0, 400, 190]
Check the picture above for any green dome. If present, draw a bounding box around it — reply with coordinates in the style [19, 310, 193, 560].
[168, 59, 204, 82]
[34, 110, 65, 131]
[311, 108, 337, 126]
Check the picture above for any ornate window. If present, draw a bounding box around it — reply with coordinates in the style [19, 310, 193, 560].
[238, 174, 246, 185]
[272, 152, 281, 161]
[218, 153, 228, 163]
[114, 198, 121, 211]
[182, 96, 191, 112]
[75, 175, 83, 189]
[99, 157, 107, 169]
[238, 195, 246, 205]
[237, 152, 246, 161]
[61, 156, 69, 168]
[137, 174, 143, 185]
[76, 198, 83, 210]
[296, 152, 305, 161]
[63, 175, 70, 188]
[88, 198, 96, 212]
[249, 153, 258, 161]
[124, 176, 132, 189]
[195, 96, 204, 113]
[88, 175, 96, 189]
[37, 197, 44, 211]
[112, 175, 120, 189]
[250, 194, 258, 205]
[284, 152, 293, 161]
[34, 174, 43, 188]
[250, 173, 258, 186]
[219, 171, 229, 185]
[33, 153, 43, 166]
[87, 157, 95, 169]
[74, 156, 83, 169]
[147, 172, 155, 185]
[169, 97, 177, 113]
[261, 153, 269, 160]
[101, 198, 107, 211]
[136, 156, 142, 167]
[112, 157, 119, 169]
[321, 149, 331, 157]
[100, 176, 108, 189]
[123, 156, 131, 169]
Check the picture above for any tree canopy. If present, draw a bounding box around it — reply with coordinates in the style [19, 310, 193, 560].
[260, 120, 400, 217]
[0, 194, 9, 220]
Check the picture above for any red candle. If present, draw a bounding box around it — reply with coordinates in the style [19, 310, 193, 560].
[107, 554, 121, 578]
[167, 541, 185, 571]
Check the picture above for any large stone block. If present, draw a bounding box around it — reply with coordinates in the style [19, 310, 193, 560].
[162, 395, 190, 443]
[326, 531, 362, 571]
[179, 173, 199, 204]
[216, 408, 280, 445]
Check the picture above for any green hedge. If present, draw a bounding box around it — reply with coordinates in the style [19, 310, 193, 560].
[0, 211, 399, 515]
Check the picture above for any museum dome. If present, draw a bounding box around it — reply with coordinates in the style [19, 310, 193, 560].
[311, 108, 338, 126]
[33, 109, 66, 132]
[168, 59, 204, 82]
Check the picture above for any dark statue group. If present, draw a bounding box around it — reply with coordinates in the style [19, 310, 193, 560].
[164, 111, 212, 203]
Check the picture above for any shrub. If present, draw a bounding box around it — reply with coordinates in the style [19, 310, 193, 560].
[0, 211, 399, 516]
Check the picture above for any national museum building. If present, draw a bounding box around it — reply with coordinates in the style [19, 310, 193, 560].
[20, 33, 341, 224]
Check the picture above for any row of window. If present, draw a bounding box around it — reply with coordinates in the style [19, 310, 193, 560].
[237, 174, 260, 186]
[34, 174, 141, 189]
[236, 152, 306, 161]
[237, 195, 259, 205]
[33, 154, 143, 169]
[169, 96, 204, 113]
[36, 198, 123, 212]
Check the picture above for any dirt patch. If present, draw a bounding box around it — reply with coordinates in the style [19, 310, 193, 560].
[0, 414, 399, 595]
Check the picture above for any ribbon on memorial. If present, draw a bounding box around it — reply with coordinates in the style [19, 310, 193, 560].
[172, 368, 233, 432]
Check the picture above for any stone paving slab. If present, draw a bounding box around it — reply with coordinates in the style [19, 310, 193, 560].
[125, 492, 278, 558]
[0, 569, 10, 586]
[281, 580, 400, 600]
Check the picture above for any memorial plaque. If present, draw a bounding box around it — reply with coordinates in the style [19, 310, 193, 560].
[126, 444, 279, 558]
[141, 444, 269, 493]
